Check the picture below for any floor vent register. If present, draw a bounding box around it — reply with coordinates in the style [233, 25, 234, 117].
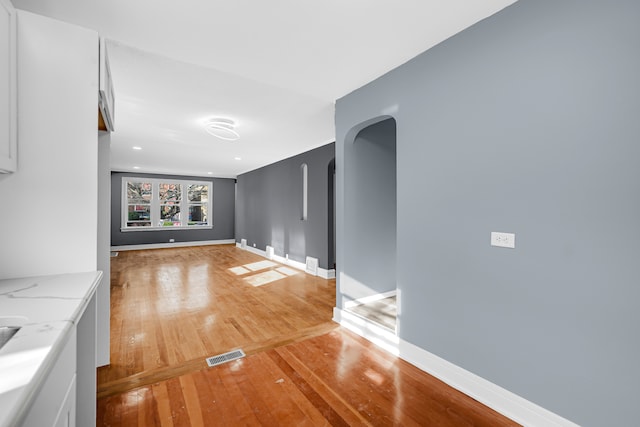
[206, 349, 246, 367]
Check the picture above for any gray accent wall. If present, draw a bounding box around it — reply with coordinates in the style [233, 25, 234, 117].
[335, 0, 640, 425]
[111, 172, 235, 246]
[236, 143, 335, 269]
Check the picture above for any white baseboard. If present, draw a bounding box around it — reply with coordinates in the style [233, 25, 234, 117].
[111, 239, 235, 251]
[333, 307, 578, 427]
[235, 240, 335, 280]
[318, 267, 336, 279]
[244, 245, 267, 258]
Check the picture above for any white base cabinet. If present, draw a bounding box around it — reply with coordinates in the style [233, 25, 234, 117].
[20, 329, 77, 427]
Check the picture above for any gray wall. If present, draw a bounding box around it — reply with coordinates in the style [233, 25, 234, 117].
[343, 119, 396, 301]
[111, 172, 235, 246]
[236, 143, 335, 269]
[335, 0, 640, 425]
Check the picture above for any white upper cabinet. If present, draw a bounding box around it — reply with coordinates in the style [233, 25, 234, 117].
[0, 0, 16, 173]
[98, 38, 114, 132]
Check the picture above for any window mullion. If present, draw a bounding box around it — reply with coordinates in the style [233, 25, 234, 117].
[151, 181, 160, 228]
[182, 183, 188, 228]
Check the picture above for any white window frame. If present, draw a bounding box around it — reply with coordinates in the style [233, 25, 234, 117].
[121, 177, 213, 232]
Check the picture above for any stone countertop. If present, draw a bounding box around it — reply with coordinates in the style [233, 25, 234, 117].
[0, 271, 102, 427]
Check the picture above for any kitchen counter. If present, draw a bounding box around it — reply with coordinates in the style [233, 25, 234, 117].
[0, 271, 102, 427]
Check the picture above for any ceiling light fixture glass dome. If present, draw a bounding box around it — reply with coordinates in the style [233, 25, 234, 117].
[204, 118, 239, 141]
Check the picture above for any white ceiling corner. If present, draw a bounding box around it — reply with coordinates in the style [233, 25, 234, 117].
[11, 0, 518, 177]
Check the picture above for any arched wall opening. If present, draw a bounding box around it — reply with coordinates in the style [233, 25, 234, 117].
[341, 117, 398, 332]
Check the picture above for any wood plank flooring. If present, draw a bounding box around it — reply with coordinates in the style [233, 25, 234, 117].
[97, 245, 519, 426]
[99, 245, 337, 398]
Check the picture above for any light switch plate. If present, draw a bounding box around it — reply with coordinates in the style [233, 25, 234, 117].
[491, 232, 515, 248]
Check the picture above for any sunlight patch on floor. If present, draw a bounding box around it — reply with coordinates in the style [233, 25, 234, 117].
[228, 266, 251, 275]
[244, 270, 287, 287]
[276, 267, 300, 276]
[244, 261, 278, 271]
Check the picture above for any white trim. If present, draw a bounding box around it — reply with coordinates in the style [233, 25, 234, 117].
[120, 225, 213, 232]
[333, 306, 578, 427]
[266, 245, 274, 260]
[272, 253, 307, 272]
[244, 245, 267, 258]
[398, 340, 579, 427]
[121, 177, 212, 231]
[235, 240, 335, 280]
[111, 239, 235, 251]
[344, 289, 397, 309]
[317, 268, 336, 279]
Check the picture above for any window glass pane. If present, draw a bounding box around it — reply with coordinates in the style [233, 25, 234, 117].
[159, 183, 181, 202]
[188, 205, 208, 225]
[127, 182, 152, 203]
[188, 184, 208, 202]
[127, 205, 151, 227]
[160, 205, 181, 226]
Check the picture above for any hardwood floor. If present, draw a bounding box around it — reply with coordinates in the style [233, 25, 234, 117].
[99, 245, 337, 398]
[98, 245, 518, 426]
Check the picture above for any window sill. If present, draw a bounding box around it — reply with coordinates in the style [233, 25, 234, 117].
[120, 225, 213, 232]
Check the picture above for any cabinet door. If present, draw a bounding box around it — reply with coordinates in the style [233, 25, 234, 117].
[53, 375, 77, 427]
[0, 0, 17, 173]
[20, 329, 77, 427]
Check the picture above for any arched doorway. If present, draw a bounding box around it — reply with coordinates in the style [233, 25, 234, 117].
[342, 117, 397, 332]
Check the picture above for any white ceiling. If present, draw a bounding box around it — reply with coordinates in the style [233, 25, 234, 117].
[12, 0, 517, 177]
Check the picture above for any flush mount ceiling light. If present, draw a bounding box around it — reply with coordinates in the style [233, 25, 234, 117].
[204, 118, 239, 141]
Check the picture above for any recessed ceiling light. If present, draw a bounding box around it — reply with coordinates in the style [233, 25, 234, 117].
[207, 172, 213, 175]
[204, 118, 239, 141]
[132, 146, 142, 150]
[234, 157, 242, 161]
[133, 166, 140, 169]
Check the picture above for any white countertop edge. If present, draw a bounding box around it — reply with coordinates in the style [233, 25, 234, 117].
[0, 271, 103, 427]
[69, 270, 103, 326]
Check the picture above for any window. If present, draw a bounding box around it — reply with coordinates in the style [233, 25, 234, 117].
[126, 182, 152, 227]
[122, 177, 212, 231]
[301, 163, 308, 221]
[187, 183, 209, 226]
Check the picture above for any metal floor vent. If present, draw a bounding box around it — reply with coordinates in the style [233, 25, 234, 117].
[206, 349, 246, 367]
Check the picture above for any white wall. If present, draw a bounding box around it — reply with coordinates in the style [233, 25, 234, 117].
[0, 11, 98, 278]
[96, 132, 110, 366]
